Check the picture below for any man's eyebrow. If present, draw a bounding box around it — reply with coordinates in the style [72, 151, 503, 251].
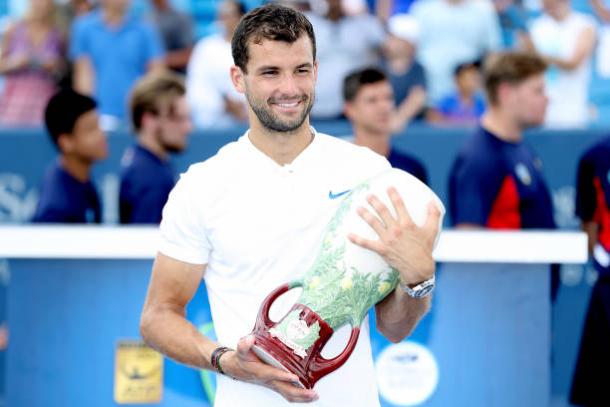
[255, 63, 313, 73]
[256, 65, 280, 73]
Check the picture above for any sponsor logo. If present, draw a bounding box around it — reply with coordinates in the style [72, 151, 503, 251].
[328, 189, 351, 200]
[376, 341, 439, 406]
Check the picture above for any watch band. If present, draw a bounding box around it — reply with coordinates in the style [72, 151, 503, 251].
[399, 275, 435, 298]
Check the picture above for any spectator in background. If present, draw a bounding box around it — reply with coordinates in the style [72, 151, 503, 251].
[186, 0, 248, 129]
[32, 89, 107, 223]
[119, 71, 192, 224]
[150, 0, 194, 73]
[0, 0, 64, 127]
[344, 67, 428, 184]
[410, 0, 501, 105]
[530, 0, 596, 129]
[427, 61, 486, 127]
[590, 0, 610, 78]
[57, 0, 96, 31]
[570, 135, 610, 407]
[381, 14, 427, 132]
[449, 52, 554, 230]
[494, 0, 530, 48]
[71, 0, 165, 130]
[307, 0, 385, 119]
[448, 52, 559, 299]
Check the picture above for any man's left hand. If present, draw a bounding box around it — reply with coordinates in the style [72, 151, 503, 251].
[348, 187, 441, 286]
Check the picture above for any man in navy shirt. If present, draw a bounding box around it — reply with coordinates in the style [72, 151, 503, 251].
[448, 52, 558, 298]
[32, 89, 108, 223]
[449, 52, 554, 230]
[343, 67, 428, 184]
[570, 135, 610, 406]
[119, 71, 193, 224]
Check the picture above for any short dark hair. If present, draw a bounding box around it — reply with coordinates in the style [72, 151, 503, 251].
[231, 4, 316, 73]
[483, 52, 547, 105]
[44, 88, 97, 146]
[453, 60, 481, 77]
[343, 67, 387, 102]
[129, 71, 186, 132]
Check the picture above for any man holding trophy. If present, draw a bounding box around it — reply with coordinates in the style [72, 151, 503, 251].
[140, 4, 443, 406]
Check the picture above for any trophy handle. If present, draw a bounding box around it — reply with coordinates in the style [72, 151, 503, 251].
[310, 325, 360, 378]
[254, 280, 303, 330]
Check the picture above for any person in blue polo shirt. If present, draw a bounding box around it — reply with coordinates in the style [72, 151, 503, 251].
[119, 71, 192, 224]
[448, 52, 558, 298]
[343, 67, 428, 185]
[570, 135, 610, 407]
[32, 88, 108, 223]
[70, 0, 165, 129]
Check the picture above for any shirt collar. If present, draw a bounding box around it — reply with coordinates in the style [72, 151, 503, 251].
[240, 126, 321, 174]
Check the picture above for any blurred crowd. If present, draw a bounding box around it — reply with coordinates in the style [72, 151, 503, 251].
[0, 0, 608, 130]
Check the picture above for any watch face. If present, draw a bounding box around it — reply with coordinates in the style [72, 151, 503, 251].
[414, 284, 434, 298]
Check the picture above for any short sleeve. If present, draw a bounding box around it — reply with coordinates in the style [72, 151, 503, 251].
[142, 22, 165, 63]
[411, 63, 427, 90]
[575, 153, 597, 221]
[158, 170, 211, 265]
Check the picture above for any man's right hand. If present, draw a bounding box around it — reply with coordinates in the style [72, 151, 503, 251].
[220, 335, 320, 403]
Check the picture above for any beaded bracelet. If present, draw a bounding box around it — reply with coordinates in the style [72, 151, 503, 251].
[210, 346, 233, 375]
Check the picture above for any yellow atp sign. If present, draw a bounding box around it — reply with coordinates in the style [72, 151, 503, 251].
[114, 340, 163, 404]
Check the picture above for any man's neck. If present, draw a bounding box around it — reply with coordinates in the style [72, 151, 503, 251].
[103, 6, 127, 26]
[480, 109, 523, 143]
[60, 155, 91, 183]
[353, 127, 391, 157]
[138, 132, 168, 161]
[387, 57, 413, 75]
[458, 89, 476, 105]
[248, 120, 314, 166]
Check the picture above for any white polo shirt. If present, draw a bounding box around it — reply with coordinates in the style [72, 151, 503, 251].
[159, 129, 390, 407]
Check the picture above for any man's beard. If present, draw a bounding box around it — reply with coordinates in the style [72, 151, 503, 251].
[156, 129, 185, 154]
[247, 92, 314, 133]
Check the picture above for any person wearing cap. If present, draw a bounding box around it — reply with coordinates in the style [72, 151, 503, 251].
[427, 60, 486, 126]
[381, 14, 427, 133]
[32, 88, 108, 223]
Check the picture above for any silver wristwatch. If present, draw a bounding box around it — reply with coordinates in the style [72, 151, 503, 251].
[399, 275, 435, 298]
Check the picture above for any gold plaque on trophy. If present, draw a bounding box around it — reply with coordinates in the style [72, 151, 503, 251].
[114, 340, 163, 404]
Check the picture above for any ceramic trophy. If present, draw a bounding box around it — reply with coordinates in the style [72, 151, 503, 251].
[250, 168, 445, 389]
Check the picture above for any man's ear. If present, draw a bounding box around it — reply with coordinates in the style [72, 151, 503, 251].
[230, 65, 246, 94]
[343, 101, 354, 121]
[140, 111, 157, 131]
[57, 133, 74, 154]
[313, 60, 318, 82]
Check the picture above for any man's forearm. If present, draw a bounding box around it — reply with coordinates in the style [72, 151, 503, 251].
[140, 305, 218, 371]
[375, 287, 431, 343]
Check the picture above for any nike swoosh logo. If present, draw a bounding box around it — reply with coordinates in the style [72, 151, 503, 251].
[328, 189, 351, 199]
